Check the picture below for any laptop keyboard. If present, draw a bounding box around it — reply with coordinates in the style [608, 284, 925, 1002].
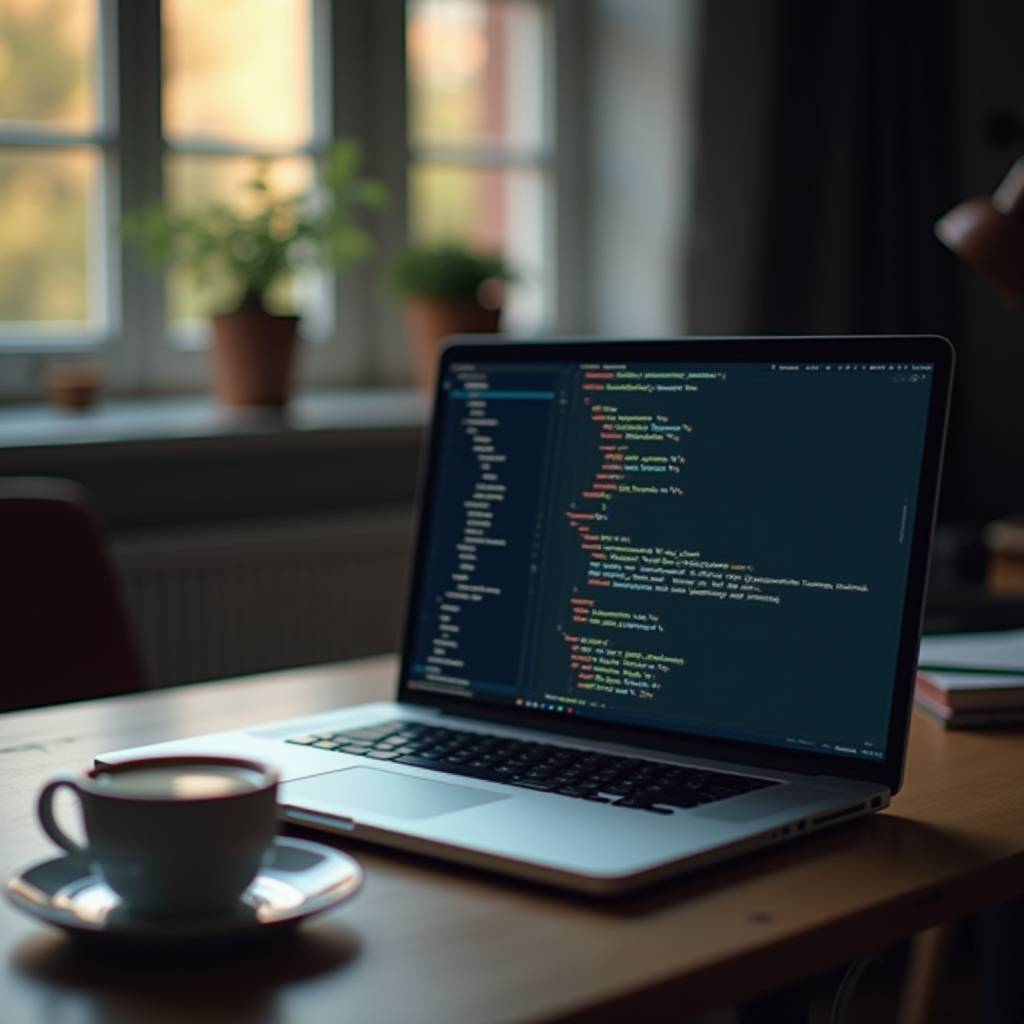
[286, 721, 780, 815]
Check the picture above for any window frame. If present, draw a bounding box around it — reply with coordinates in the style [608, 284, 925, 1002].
[0, 0, 120, 356]
[0, 0, 586, 399]
[406, 0, 559, 333]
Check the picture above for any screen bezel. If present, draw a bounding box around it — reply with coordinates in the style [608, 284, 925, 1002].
[396, 335, 954, 795]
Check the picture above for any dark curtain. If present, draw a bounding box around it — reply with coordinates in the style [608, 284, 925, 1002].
[690, 0, 976, 521]
[753, 0, 963, 339]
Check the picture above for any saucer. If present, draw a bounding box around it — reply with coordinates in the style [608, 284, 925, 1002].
[4, 836, 362, 947]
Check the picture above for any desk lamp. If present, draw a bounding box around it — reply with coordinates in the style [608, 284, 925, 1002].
[935, 157, 1024, 304]
[936, 157, 1024, 595]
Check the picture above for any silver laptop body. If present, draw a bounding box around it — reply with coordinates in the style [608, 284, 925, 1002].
[100, 335, 953, 894]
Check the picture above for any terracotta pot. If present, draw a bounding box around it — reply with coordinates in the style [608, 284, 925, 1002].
[210, 309, 300, 407]
[45, 364, 104, 410]
[403, 297, 501, 392]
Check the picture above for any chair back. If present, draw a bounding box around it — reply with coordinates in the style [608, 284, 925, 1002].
[0, 477, 146, 711]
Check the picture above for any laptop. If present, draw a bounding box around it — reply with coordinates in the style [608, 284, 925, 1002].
[99, 335, 953, 895]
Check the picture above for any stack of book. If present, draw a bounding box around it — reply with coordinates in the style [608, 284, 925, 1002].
[916, 629, 1024, 727]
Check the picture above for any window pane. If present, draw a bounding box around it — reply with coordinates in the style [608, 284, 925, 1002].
[0, 0, 97, 133]
[0, 147, 98, 324]
[164, 153, 317, 323]
[163, 0, 313, 149]
[409, 163, 548, 330]
[408, 0, 546, 152]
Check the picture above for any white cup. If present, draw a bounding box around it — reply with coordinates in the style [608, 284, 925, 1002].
[37, 755, 280, 919]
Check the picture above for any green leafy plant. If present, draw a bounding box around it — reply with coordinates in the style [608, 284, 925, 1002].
[120, 139, 388, 315]
[388, 242, 515, 303]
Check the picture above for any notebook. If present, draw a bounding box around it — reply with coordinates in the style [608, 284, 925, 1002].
[99, 335, 953, 894]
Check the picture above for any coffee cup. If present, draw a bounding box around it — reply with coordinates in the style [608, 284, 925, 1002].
[37, 755, 280, 919]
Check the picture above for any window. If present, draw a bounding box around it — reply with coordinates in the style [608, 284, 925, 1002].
[0, 0, 111, 348]
[407, 0, 553, 331]
[161, 0, 331, 338]
[0, 0, 573, 399]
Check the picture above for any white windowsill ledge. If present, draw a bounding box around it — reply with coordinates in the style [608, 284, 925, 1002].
[0, 388, 431, 451]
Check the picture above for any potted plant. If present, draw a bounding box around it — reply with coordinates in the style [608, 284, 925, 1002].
[388, 243, 515, 391]
[121, 140, 388, 407]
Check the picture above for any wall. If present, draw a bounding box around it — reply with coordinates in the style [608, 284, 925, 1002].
[586, 0, 702, 336]
[0, 399, 426, 685]
[684, 0, 775, 338]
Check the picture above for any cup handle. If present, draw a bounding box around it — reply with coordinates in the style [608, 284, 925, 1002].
[37, 775, 88, 859]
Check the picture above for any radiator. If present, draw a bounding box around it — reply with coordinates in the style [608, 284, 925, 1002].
[111, 507, 416, 688]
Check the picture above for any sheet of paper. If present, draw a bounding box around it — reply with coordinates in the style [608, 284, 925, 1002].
[918, 669, 1024, 692]
[919, 629, 1024, 673]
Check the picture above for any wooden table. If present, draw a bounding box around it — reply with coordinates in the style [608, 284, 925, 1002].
[2, 655, 1023, 1024]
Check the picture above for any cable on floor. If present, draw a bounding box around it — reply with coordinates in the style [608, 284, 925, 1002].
[831, 954, 874, 1024]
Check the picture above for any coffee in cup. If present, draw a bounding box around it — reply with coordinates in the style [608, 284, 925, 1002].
[37, 755, 280, 919]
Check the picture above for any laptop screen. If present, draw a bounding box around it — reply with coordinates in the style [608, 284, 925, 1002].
[401, 337, 951, 775]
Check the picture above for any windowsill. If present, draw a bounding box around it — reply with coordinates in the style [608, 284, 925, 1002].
[0, 388, 430, 450]
[0, 389, 431, 532]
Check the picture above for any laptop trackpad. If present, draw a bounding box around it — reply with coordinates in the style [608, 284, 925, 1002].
[282, 766, 510, 820]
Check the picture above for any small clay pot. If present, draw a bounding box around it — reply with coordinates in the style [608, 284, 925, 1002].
[210, 309, 300, 407]
[46, 365, 104, 411]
